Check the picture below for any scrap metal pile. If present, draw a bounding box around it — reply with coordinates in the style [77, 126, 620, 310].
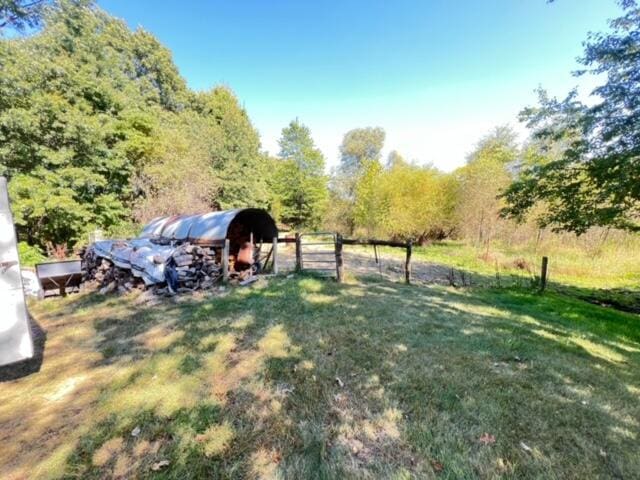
[81, 209, 278, 295]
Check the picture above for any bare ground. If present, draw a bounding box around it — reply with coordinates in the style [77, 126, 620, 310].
[278, 243, 472, 285]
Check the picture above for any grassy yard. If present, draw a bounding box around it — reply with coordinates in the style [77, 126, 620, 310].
[361, 240, 640, 290]
[351, 240, 640, 313]
[1, 275, 639, 479]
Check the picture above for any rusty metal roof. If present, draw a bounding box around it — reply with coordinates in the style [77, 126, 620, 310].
[140, 208, 278, 244]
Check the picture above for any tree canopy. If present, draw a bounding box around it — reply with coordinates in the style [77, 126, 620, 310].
[502, 2, 640, 234]
[456, 127, 517, 245]
[0, 0, 268, 248]
[4, 0, 638, 256]
[339, 127, 385, 175]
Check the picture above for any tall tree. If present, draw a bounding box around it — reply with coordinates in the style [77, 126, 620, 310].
[456, 127, 517, 245]
[192, 87, 269, 210]
[0, 0, 268, 247]
[273, 119, 328, 229]
[0, 0, 50, 32]
[0, 0, 187, 246]
[502, 1, 640, 233]
[132, 110, 220, 222]
[339, 127, 385, 175]
[331, 127, 386, 233]
[353, 158, 384, 236]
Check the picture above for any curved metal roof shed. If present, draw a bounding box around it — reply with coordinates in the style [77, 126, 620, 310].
[140, 208, 278, 246]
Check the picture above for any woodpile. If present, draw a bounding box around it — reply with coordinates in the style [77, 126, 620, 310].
[83, 256, 143, 294]
[82, 231, 269, 296]
[82, 242, 256, 295]
[164, 244, 222, 293]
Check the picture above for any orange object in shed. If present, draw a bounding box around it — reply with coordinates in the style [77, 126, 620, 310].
[235, 241, 254, 269]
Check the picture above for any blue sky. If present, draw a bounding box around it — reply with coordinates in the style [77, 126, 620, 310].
[99, 0, 620, 171]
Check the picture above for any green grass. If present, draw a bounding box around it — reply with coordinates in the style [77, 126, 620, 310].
[351, 239, 640, 312]
[2, 275, 639, 479]
[367, 240, 640, 290]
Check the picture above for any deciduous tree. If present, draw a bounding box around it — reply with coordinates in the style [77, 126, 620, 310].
[339, 127, 385, 176]
[0, 0, 269, 248]
[456, 127, 517, 245]
[502, 2, 640, 233]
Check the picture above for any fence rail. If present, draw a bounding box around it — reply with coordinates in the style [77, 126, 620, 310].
[278, 232, 412, 284]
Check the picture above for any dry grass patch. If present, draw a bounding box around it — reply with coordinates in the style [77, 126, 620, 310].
[195, 422, 234, 457]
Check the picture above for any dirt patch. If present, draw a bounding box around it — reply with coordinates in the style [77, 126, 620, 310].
[279, 244, 467, 285]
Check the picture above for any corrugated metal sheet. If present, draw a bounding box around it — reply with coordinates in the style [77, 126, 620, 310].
[140, 208, 277, 244]
[188, 210, 243, 243]
[140, 216, 170, 237]
[160, 215, 196, 240]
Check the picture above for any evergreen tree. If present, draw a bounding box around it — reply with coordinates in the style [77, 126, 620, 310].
[273, 119, 328, 229]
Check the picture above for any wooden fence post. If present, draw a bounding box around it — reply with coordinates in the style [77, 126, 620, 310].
[335, 233, 344, 283]
[295, 233, 302, 272]
[248, 232, 254, 279]
[222, 238, 230, 283]
[272, 236, 279, 275]
[405, 241, 412, 284]
[540, 256, 548, 292]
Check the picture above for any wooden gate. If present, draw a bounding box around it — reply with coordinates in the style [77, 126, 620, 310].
[296, 232, 338, 279]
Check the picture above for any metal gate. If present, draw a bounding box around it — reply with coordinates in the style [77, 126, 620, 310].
[297, 232, 337, 278]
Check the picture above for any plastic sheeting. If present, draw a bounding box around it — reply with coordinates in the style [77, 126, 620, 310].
[21, 270, 42, 298]
[89, 238, 175, 285]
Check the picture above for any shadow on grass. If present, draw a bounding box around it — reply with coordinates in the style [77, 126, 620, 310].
[0, 314, 46, 382]
[344, 244, 640, 316]
[551, 284, 640, 315]
[5, 274, 640, 479]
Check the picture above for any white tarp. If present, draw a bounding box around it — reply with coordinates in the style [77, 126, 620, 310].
[89, 238, 174, 285]
[0, 177, 34, 366]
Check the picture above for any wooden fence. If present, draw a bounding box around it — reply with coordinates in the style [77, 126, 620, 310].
[274, 233, 413, 284]
[270, 234, 550, 290]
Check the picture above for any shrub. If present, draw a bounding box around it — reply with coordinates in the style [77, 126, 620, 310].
[18, 242, 46, 267]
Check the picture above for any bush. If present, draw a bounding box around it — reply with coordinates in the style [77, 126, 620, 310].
[106, 221, 141, 240]
[18, 242, 46, 267]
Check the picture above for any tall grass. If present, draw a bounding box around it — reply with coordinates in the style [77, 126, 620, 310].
[407, 229, 640, 290]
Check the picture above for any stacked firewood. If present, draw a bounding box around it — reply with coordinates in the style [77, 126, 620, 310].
[84, 257, 141, 294]
[166, 244, 222, 292]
